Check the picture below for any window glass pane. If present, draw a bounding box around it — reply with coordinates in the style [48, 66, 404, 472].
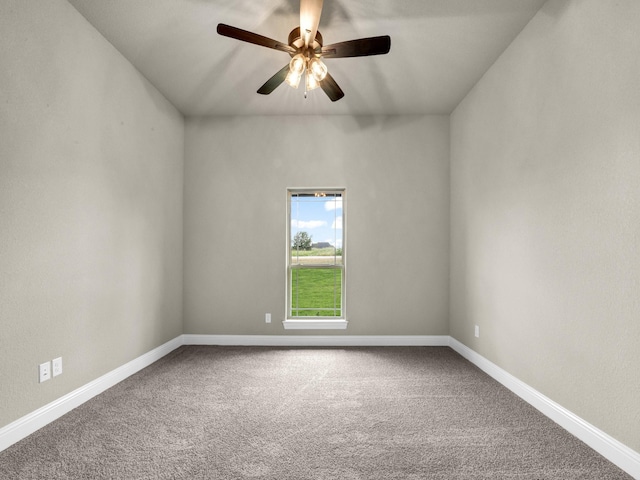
[290, 193, 342, 266]
[290, 267, 342, 317]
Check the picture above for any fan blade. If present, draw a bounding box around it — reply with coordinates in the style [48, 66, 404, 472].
[300, 0, 323, 47]
[257, 65, 290, 95]
[321, 36, 391, 58]
[320, 73, 344, 102]
[217, 24, 296, 55]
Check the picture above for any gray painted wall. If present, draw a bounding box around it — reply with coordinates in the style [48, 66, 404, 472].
[0, 0, 184, 427]
[450, 0, 640, 452]
[184, 116, 450, 335]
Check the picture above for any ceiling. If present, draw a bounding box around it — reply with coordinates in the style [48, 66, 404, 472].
[68, 0, 547, 116]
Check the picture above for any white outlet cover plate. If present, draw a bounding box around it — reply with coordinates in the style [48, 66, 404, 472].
[39, 362, 51, 383]
[52, 357, 62, 377]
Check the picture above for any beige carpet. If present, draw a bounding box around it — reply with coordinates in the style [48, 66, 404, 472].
[0, 346, 632, 479]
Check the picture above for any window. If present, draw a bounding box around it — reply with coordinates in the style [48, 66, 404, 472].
[284, 189, 346, 329]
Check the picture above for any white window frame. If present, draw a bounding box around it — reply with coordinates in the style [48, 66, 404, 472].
[283, 188, 347, 330]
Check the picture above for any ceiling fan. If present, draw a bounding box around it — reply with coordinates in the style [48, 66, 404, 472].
[217, 0, 391, 102]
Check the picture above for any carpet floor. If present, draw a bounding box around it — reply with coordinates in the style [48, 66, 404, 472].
[0, 346, 632, 479]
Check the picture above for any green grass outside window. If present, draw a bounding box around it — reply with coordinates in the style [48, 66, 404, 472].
[290, 268, 342, 317]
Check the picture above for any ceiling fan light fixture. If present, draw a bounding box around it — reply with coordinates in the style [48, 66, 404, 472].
[308, 57, 327, 82]
[289, 54, 306, 76]
[305, 71, 320, 91]
[285, 70, 302, 88]
[217, 0, 390, 102]
[285, 53, 306, 88]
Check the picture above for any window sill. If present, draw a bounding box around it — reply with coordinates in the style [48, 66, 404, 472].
[282, 320, 348, 330]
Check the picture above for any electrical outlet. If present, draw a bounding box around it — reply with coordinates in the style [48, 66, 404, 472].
[39, 362, 51, 383]
[474, 325, 480, 338]
[52, 357, 62, 377]
[265, 313, 271, 324]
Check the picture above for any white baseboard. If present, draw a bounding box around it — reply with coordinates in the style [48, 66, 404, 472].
[0, 336, 183, 453]
[181, 334, 450, 347]
[448, 337, 640, 479]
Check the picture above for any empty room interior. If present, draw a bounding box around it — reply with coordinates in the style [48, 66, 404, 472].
[1, 0, 639, 478]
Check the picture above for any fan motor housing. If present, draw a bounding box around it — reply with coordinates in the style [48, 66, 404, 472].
[288, 27, 323, 51]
